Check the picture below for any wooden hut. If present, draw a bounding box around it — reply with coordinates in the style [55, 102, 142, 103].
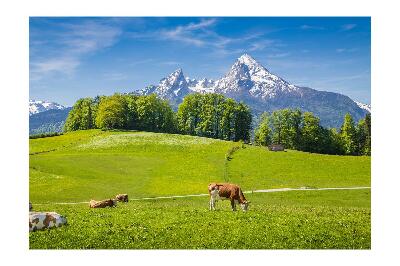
[268, 144, 285, 151]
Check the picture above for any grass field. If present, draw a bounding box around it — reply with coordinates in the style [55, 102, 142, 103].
[29, 130, 371, 249]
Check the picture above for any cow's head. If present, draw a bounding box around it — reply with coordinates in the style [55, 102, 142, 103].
[240, 201, 250, 211]
[111, 199, 117, 207]
[210, 189, 219, 197]
[58, 214, 67, 226]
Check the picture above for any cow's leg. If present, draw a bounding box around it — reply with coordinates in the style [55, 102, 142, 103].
[210, 197, 216, 210]
[230, 199, 236, 211]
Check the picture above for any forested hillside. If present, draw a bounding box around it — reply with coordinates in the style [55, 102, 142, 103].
[29, 107, 72, 135]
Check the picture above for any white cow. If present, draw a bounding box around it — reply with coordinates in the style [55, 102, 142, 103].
[29, 212, 67, 232]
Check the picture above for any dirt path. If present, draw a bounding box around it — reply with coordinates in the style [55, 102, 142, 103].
[33, 186, 371, 205]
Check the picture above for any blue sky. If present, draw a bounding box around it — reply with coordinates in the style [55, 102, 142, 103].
[30, 17, 371, 106]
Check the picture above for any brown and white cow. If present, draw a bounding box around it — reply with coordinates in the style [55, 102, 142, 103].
[89, 199, 117, 208]
[29, 212, 67, 232]
[115, 194, 129, 202]
[208, 183, 250, 211]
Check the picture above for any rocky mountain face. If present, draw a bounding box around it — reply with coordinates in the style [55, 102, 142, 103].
[137, 54, 370, 128]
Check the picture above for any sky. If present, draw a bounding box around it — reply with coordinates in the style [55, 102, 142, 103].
[29, 17, 371, 106]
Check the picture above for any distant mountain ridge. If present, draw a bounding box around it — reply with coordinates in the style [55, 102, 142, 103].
[137, 54, 370, 128]
[29, 107, 72, 135]
[29, 99, 66, 116]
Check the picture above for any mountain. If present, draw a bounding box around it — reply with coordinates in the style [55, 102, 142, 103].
[138, 68, 191, 107]
[29, 107, 72, 135]
[354, 101, 371, 113]
[29, 99, 66, 116]
[136, 54, 370, 128]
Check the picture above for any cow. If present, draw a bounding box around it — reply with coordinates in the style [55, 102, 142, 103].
[115, 194, 129, 202]
[208, 183, 250, 211]
[89, 199, 117, 208]
[29, 212, 67, 232]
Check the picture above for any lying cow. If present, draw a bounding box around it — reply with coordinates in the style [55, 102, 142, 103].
[29, 211, 67, 232]
[208, 183, 250, 211]
[115, 194, 129, 202]
[89, 199, 117, 208]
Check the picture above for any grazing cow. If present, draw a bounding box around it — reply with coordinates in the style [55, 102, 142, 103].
[89, 199, 117, 208]
[208, 183, 250, 211]
[115, 194, 129, 202]
[29, 212, 67, 232]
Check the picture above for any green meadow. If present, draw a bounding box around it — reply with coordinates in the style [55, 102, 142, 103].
[29, 130, 371, 249]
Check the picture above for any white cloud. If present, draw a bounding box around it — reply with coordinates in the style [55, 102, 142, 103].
[249, 39, 278, 52]
[300, 25, 325, 30]
[181, 18, 217, 31]
[30, 20, 122, 80]
[336, 48, 358, 53]
[158, 18, 218, 47]
[341, 24, 357, 31]
[129, 19, 273, 58]
[267, 52, 291, 58]
[30, 57, 80, 81]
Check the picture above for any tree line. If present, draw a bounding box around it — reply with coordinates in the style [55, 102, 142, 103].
[65, 93, 370, 156]
[64, 94, 176, 133]
[254, 109, 371, 156]
[177, 93, 252, 141]
[64, 93, 252, 142]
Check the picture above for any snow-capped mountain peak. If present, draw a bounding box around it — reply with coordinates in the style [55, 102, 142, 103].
[140, 68, 191, 101]
[214, 54, 298, 99]
[135, 53, 369, 127]
[170, 68, 184, 79]
[138, 54, 302, 100]
[237, 53, 258, 65]
[354, 101, 371, 113]
[159, 68, 185, 87]
[29, 99, 66, 116]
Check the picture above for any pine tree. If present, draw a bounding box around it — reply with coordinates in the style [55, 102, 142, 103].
[340, 113, 357, 155]
[355, 118, 368, 155]
[364, 114, 371, 155]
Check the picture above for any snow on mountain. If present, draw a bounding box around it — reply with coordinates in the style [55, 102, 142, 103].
[187, 78, 216, 93]
[354, 101, 371, 113]
[138, 54, 301, 101]
[29, 99, 66, 116]
[157, 68, 189, 97]
[213, 54, 300, 99]
[137, 68, 192, 106]
[136, 53, 370, 128]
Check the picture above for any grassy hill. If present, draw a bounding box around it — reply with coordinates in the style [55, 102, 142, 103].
[29, 130, 371, 249]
